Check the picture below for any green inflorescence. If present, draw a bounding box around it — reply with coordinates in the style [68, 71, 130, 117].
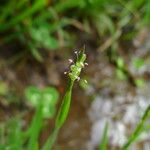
[69, 50, 86, 82]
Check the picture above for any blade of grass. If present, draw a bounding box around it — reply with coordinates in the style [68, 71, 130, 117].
[54, 0, 82, 13]
[0, 0, 17, 20]
[121, 105, 150, 150]
[55, 79, 74, 129]
[27, 102, 43, 150]
[41, 127, 59, 150]
[0, 0, 46, 31]
[42, 79, 74, 150]
[0, 0, 82, 31]
[99, 122, 109, 150]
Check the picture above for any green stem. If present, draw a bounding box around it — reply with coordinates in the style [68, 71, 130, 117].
[55, 79, 74, 129]
[42, 128, 59, 150]
[28, 102, 43, 150]
[42, 79, 74, 150]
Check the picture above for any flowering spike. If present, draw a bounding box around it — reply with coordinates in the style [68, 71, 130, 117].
[67, 48, 86, 82]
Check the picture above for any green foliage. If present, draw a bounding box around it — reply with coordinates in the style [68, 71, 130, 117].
[0, 48, 86, 150]
[29, 26, 59, 49]
[25, 86, 59, 118]
[0, 0, 46, 31]
[0, 85, 59, 150]
[0, 118, 24, 150]
[143, 0, 150, 24]
[0, 0, 149, 61]
[25, 86, 59, 149]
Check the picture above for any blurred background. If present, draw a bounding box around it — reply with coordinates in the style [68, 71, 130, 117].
[0, 0, 150, 150]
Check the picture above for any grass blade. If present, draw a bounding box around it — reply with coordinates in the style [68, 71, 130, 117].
[0, 0, 46, 31]
[99, 122, 109, 150]
[42, 79, 74, 150]
[121, 105, 150, 150]
[28, 103, 43, 150]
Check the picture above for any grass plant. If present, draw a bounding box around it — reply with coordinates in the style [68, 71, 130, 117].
[42, 47, 87, 150]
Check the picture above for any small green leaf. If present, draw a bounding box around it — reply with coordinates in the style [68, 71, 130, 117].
[43, 36, 59, 50]
[42, 87, 59, 106]
[29, 26, 59, 49]
[25, 86, 41, 107]
[43, 106, 56, 118]
[25, 86, 59, 118]
[42, 87, 59, 118]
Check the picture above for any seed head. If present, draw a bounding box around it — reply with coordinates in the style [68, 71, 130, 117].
[67, 47, 87, 82]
